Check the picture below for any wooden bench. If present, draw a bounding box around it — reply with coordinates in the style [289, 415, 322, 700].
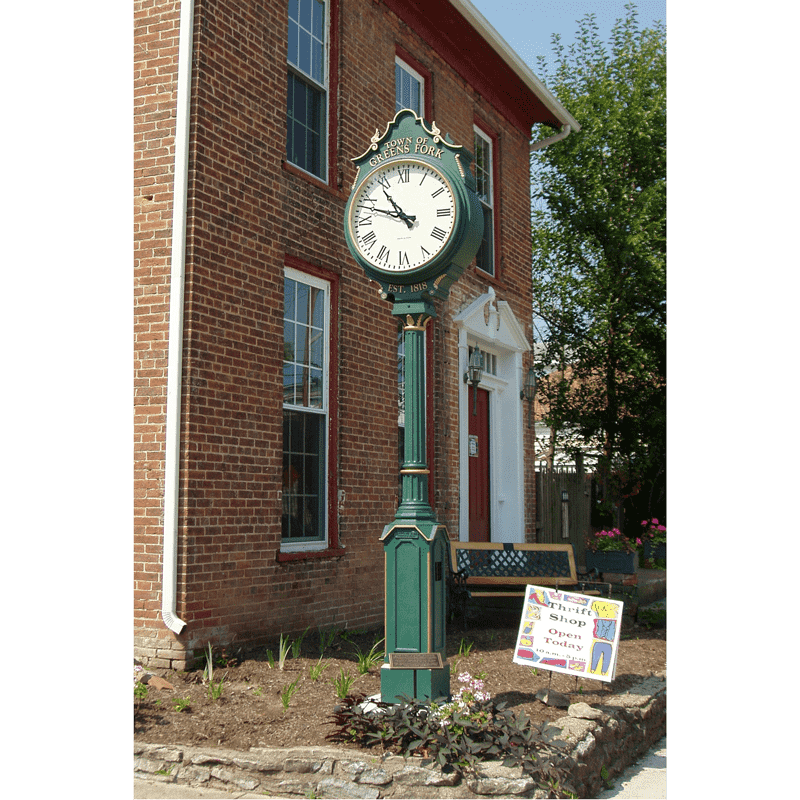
[448, 541, 610, 626]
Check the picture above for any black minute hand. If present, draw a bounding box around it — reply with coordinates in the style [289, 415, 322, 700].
[383, 189, 416, 228]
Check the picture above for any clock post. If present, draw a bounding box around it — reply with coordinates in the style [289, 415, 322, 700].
[343, 110, 483, 703]
[379, 298, 450, 704]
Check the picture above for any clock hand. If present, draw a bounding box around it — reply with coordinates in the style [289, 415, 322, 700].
[374, 207, 417, 225]
[383, 189, 416, 229]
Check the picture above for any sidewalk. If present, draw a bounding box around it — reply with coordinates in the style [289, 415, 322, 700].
[133, 779, 265, 798]
[596, 737, 666, 799]
[594, 595, 666, 799]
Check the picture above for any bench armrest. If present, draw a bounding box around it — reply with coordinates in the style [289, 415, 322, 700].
[576, 568, 612, 598]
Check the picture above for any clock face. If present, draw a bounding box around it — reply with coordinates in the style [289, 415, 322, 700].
[348, 159, 457, 273]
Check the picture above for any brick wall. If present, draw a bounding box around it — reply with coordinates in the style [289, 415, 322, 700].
[134, 0, 183, 667]
[134, 0, 539, 669]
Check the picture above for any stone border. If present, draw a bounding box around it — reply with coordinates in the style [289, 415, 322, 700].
[134, 673, 665, 799]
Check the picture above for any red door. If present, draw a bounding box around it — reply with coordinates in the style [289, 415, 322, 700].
[468, 386, 490, 542]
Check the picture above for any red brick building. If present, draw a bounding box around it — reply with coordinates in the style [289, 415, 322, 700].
[134, 0, 578, 669]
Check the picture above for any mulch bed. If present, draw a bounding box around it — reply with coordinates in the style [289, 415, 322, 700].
[134, 609, 666, 753]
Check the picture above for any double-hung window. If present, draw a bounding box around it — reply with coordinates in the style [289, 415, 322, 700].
[473, 126, 495, 276]
[395, 56, 424, 115]
[287, 0, 327, 180]
[282, 268, 330, 547]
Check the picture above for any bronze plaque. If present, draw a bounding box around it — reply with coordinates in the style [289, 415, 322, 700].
[388, 652, 444, 670]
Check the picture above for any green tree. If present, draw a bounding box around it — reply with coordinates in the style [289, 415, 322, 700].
[530, 5, 666, 529]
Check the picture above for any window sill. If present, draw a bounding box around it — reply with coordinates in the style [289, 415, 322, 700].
[277, 546, 347, 563]
[281, 161, 348, 201]
[476, 266, 506, 289]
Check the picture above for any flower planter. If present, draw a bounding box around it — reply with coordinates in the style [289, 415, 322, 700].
[585, 550, 639, 575]
[642, 542, 666, 563]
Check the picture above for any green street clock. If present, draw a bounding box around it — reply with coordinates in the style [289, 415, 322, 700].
[345, 109, 484, 303]
[343, 110, 484, 704]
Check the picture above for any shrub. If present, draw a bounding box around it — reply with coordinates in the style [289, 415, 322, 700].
[326, 679, 576, 797]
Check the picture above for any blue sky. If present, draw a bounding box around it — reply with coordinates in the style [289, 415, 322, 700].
[468, 0, 666, 80]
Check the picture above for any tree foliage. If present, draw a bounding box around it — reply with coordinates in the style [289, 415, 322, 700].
[531, 5, 666, 526]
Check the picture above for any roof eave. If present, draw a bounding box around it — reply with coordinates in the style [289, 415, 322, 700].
[449, 0, 581, 132]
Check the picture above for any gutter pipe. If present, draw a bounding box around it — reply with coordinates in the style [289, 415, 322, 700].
[161, 0, 194, 635]
[530, 124, 572, 153]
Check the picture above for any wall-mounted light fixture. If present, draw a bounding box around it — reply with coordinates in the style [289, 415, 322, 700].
[463, 346, 483, 415]
[520, 365, 537, 428]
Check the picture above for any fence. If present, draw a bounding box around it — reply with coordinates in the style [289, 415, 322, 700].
[535, 455, 594, 568]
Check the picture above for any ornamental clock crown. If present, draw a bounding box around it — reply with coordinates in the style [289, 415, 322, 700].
[344, 109, 484, 304]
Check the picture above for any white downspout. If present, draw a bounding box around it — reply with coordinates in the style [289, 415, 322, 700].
[530, 124, 572, 152]
[161, 0, 195, 635]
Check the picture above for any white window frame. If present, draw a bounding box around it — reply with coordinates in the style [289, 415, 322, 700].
[282, 266, 331, 552]
[473, 125, 495, 276]
[287, 0, 330, 182]
[395, 56, 425, 116]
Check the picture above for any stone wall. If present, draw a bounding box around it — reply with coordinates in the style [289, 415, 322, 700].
[134, 674, 665, 798]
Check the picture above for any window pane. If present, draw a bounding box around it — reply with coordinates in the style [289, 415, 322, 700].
[312, 0, 324, 40]
[309, 368, 323, 408]
[296, 325, 308, 365]
[282, 410, 325, 541]
[284, 277, 296, 319]
[299, 28, 311, 76]
[292, 120, 304, 165]
[290, 0, 325, 85]
[284, 319, 296, 362]
[310, 331, 323, 369]
[284, 270, 327, 411]
[293, 75, 307, 125]
[283, 363, 297, 405]
[287, 72, 325, 178]
[310, 286, 324, 328]
[296, 281, 309, 325]
[396, 62, 422, 115]
[395, 63, 402, 110]
[299, 0, 311, 31]
[312, 37, 323, 84]
[288, 19, 298, 67]
[410, 81, 419, 114]
[476, 208, 494, 276]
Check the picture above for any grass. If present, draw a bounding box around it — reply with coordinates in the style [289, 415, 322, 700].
[309, 655, 330, 681]
[278, 633, 292, 671]
[280, 676, 302, 712]
[331, 667, 357, 699]
[291, 627, 310, 658]
[318, 627, 336, 656]
[354, 637, 385, 675]
[207, 677, 225, 701]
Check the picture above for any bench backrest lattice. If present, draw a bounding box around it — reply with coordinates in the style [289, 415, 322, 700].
[450, 542, 577, 586]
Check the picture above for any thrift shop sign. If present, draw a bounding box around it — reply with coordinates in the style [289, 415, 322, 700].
[513, 585, 624, 683]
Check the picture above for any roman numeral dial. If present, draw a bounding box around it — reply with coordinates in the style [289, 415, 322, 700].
[348, 159, 457, 273]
